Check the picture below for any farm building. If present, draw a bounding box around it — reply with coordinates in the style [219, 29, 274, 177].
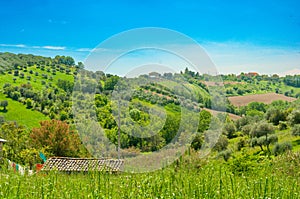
[237, 72, 259, 78]
[42, 157, 124, 172]
[149, 72, 161, 78]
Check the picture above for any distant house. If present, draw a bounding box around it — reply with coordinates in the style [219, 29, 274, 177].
[246, 72, 258, 77]
[42, 157, 124, 173]
[237, 72, 259, 78]
[149, 72, 161, 78]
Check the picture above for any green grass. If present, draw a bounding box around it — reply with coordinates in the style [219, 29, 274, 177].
[225, 80, 300, 97]
[0, 93, 48, 129]
[0, 65, 74, 91]
[0, 64, 74, 128]
[159, 80, 210, 99]
[1, 151, 299, 198]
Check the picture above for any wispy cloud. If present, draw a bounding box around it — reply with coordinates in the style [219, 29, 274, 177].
[76, 48, 93, 52]
[0, 43, 66, 51]
[42, 46, 66, 50]
[0, 43, 26, 48]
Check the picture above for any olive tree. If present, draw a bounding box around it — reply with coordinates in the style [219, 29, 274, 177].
[250, 121, 277, 152]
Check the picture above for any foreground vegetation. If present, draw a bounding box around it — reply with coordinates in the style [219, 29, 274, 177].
[1, 151, 300, 198]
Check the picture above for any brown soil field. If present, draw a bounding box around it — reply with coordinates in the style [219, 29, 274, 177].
[228, 93, 297, 107]
[203, 108, 241, 121]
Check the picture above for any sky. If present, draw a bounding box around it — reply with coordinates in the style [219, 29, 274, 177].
[0, 0, 300, 75]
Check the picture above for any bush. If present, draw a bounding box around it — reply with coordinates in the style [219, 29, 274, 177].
[191, 134, 203, 151]
[213, 135, 228, 152]
[223, 122, 237, 139]
[288, 110, 300, 125]
[265, 107, 286, 125]
[218, 149, 232, 161]
[278, 121, 287, 130]
[292, 124, 300, 136]
[273, 141, 293, 156]
[228, 152, 261, 174]
[237, 138, 247, 151]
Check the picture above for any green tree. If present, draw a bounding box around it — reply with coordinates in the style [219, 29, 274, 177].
[223, 122, 237, 139]
[0, 122, 28, 164]
[250, 121, 276, 152]
[213, 135, 228, 152]
[0, 100, 8, 111]
[273, 141, 292, 156]
[26, 98, 33, 109]
[191, 134, 203, 150]
[288, 110, 300, 126]
[77, 62, 84, 69]
[265, 107, 286, 125]
[198, 110, 211, 133]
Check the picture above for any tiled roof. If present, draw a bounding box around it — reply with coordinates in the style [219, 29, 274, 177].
[42, 157, 124, 172]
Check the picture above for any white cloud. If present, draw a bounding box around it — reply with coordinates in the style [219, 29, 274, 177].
[0, 43, 66, 51]
[76, 48, 93, 52]
[0, 44, 26, 48]
[42, 46, 66, 50]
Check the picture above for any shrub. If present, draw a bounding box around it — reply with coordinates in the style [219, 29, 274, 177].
[228, 152, 260, 174]
[292, 124, 300, 136]
[191, 134, 203, 151]
[273, 141, 293, 156]
[288, 110, 300, 125]
[213, 135, 228, 152]
[218, 149, 232, 161]
[265, 107, 286, 125]
[278, 121, 287, 130]
[237, 138, 247, 151]
[223, 122, 237, 139]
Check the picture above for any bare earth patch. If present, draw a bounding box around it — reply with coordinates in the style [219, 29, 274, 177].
[228, 93, 297, 107]
[203, 108, 241, 120]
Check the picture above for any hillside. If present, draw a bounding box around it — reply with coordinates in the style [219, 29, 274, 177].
[0, 53, 77, 128]
[0, 53, 300, 175]
[0, 93, 48, 129]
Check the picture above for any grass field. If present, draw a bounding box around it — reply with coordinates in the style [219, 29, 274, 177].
[0, 65, 74, 91]
[228, 93, 297, 107]
[0, 93, 48, 129]
[1, 151, 299, 198]
[0, 64, 73, 128]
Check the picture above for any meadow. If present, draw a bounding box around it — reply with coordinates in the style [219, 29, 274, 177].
[1, 151, 300, 198]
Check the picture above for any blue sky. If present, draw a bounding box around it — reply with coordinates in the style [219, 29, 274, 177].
[1, 0, 300, 75]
